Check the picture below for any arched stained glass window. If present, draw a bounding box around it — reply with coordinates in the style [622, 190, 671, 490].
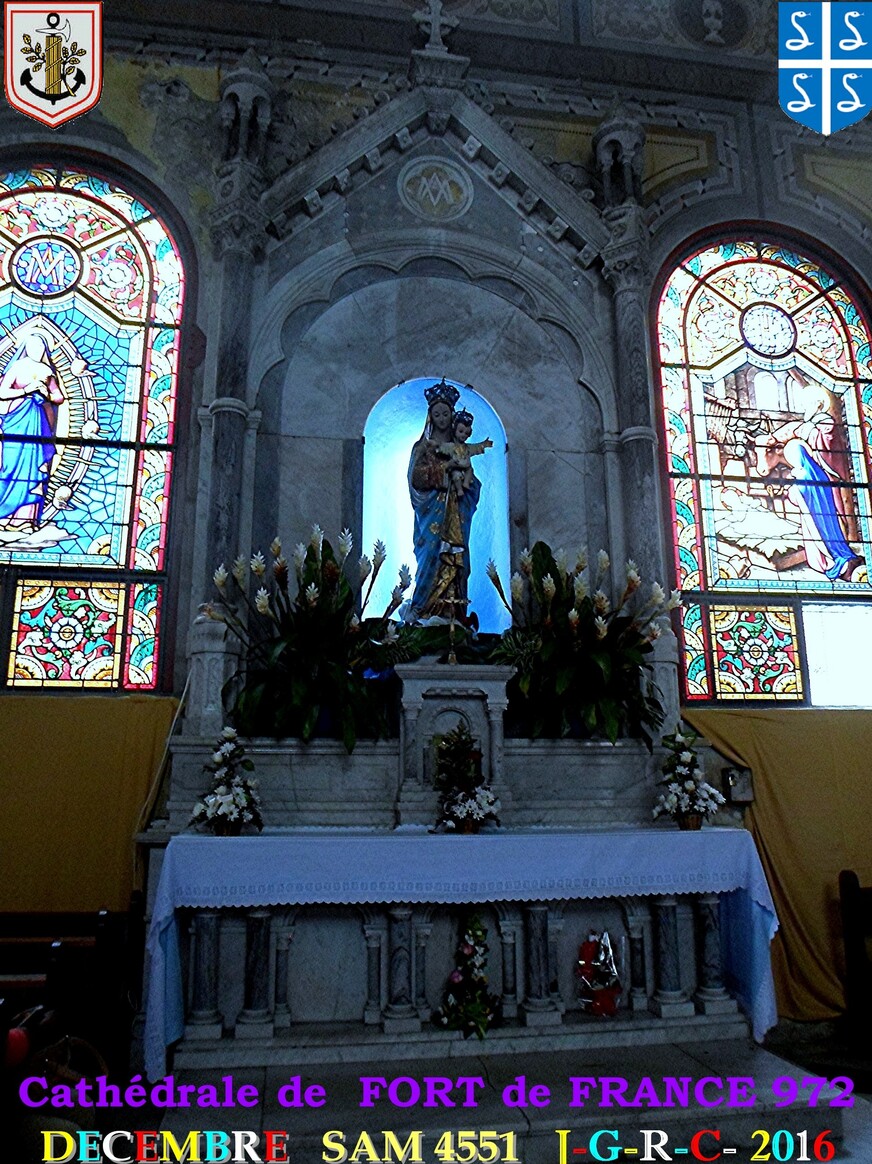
[0, 166, 184, 689]
[657, 238, 872, 705]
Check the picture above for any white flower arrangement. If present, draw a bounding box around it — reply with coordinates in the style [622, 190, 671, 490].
[443, 785, 502, 829]
[653, 725, 725, 824]
[190, 727, 263, 834]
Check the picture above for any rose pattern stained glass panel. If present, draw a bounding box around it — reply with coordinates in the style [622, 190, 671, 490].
[658, 238, 872, 704]
[0, 167, 183, 689]
[709, 606, 803, 700]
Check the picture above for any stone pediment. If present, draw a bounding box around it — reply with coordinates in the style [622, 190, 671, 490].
[261, 85, 609, 268]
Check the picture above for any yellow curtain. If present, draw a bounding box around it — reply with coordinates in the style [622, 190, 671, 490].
[686, 709, 872, 1020]
[0, 695, 177, 913]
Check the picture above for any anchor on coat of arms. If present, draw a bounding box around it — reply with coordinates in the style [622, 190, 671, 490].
[3, 3, 103, 128]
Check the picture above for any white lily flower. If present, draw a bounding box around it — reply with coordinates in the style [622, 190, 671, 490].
[305, 583, 319, 605]
[213, 563, 228, 590]
[250, 551, 266, 577]
[255, 587, 270, 614]
[338, 528, 353, 561]
[510, 572, 524, 602]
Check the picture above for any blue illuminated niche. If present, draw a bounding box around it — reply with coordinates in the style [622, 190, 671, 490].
[362, 378, 511, 633]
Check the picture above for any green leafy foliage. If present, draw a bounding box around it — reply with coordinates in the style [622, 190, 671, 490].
[488, 541, 673, 746]
[432, 915, 501, 1039]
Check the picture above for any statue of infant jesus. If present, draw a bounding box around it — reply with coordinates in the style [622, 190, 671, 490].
[438, 409, 493, 498]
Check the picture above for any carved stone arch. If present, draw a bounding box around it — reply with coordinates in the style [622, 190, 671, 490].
[249, 231, 618, 431]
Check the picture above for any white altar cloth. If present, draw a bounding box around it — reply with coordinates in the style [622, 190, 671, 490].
[145, 829, 778, 1080]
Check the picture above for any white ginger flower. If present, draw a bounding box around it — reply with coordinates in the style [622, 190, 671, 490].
[519, 547, 533, 575]
[398, 563, 412, 590]
[594, 615, 608, 640]
[250, 551, 266, 577]
[568, 608, 580, 628]
[667, 588, 682, 610]
[373, 539, 387, 569]
[541, 573, 556, 600]
[232, 556, 247, 585]
[221, 726, 237, 740]
[338, 528, 353, 561]
[650, 581, 666, 605]
[486, 559, 499, 582]
[575, 548, 588, 573]
[574, 574, 589, 603]
[510, 572, 524, 602]
[626, 563, 641, 591]
[305, 583, 319, 606]
[597, 549, 610, 575]
[647, 624, 662, 641]
[554, 547, 569, 576]
[255, 587, 271, 615]
[359, 555, 372, 583]
[310, 523, 324, 554]
[350, 614, 360, 630]
[213, 563, 228, 590]
[593, 589, 611, 616]
[293, 542, 307, 571]
[680, 750, 694, 763]
[270, 537, 282, 557]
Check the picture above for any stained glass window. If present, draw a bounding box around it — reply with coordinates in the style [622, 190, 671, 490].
[657, 238, 872, 706]
[0, 167, 183, 689]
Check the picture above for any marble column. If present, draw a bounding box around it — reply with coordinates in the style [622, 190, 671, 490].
[520, 903, 561, 1026]
[414, 921, 432, 1019]
[185, 912, 223, 1039]
[273, 920, 296, 1030]
[547, 907, 566, 1013]
[363, 925, 383, 1026]
[694, 893, 738, 1015]
[650, 896, 695, 1018]
[627, 917, 650, 1012]
[236, 910, 274, 1038]
[383, 905, 421, 1033]
[497, 917, 520, 1020]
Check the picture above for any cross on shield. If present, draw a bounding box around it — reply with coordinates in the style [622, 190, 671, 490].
[3, 2, 102, 128]
[779, 2, 872, 134]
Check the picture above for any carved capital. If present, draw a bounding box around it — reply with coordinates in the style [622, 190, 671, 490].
[410, 50, 470, 90]
[211, 160, 268, 258]
[601, 203, 650, 292]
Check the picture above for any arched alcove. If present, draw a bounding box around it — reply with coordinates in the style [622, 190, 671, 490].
[363, 378, 510, 632]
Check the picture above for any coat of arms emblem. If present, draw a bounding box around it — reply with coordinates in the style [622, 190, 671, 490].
[779, 3, 872, 134]
[4, 2, 102, 128]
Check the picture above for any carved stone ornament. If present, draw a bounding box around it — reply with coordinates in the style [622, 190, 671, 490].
[398, 156, 474, 221]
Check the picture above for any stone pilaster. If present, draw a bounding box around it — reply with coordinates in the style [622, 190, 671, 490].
[497, 912, 521, 1019]
[273, 916, 296, 1029]
[414, 919, 433, 1019]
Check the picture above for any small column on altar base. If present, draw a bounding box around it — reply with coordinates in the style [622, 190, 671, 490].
[382, 905, 421, 1033]
[650, 896, 695, 1018]
[519, 903, 562, 1026]
[693, 893, 738, 1015]
[273, 920, 296, 1029]
[236, 910, 274, 1038]
[186, 912, 223, 1039]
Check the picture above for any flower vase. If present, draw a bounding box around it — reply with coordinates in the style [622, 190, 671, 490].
[213, 818, 244, 837]
[458, 819, 480, 835]
[677, 812, 703, 831]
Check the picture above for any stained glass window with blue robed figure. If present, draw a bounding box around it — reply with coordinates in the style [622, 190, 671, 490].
[0, 167, 183, 688]
[657, 238, 872, 706]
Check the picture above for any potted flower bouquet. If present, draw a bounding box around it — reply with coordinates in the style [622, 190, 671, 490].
[652, 725, 725, 829]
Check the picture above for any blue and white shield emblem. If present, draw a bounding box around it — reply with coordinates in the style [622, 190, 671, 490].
[779, 3, 872, 134]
